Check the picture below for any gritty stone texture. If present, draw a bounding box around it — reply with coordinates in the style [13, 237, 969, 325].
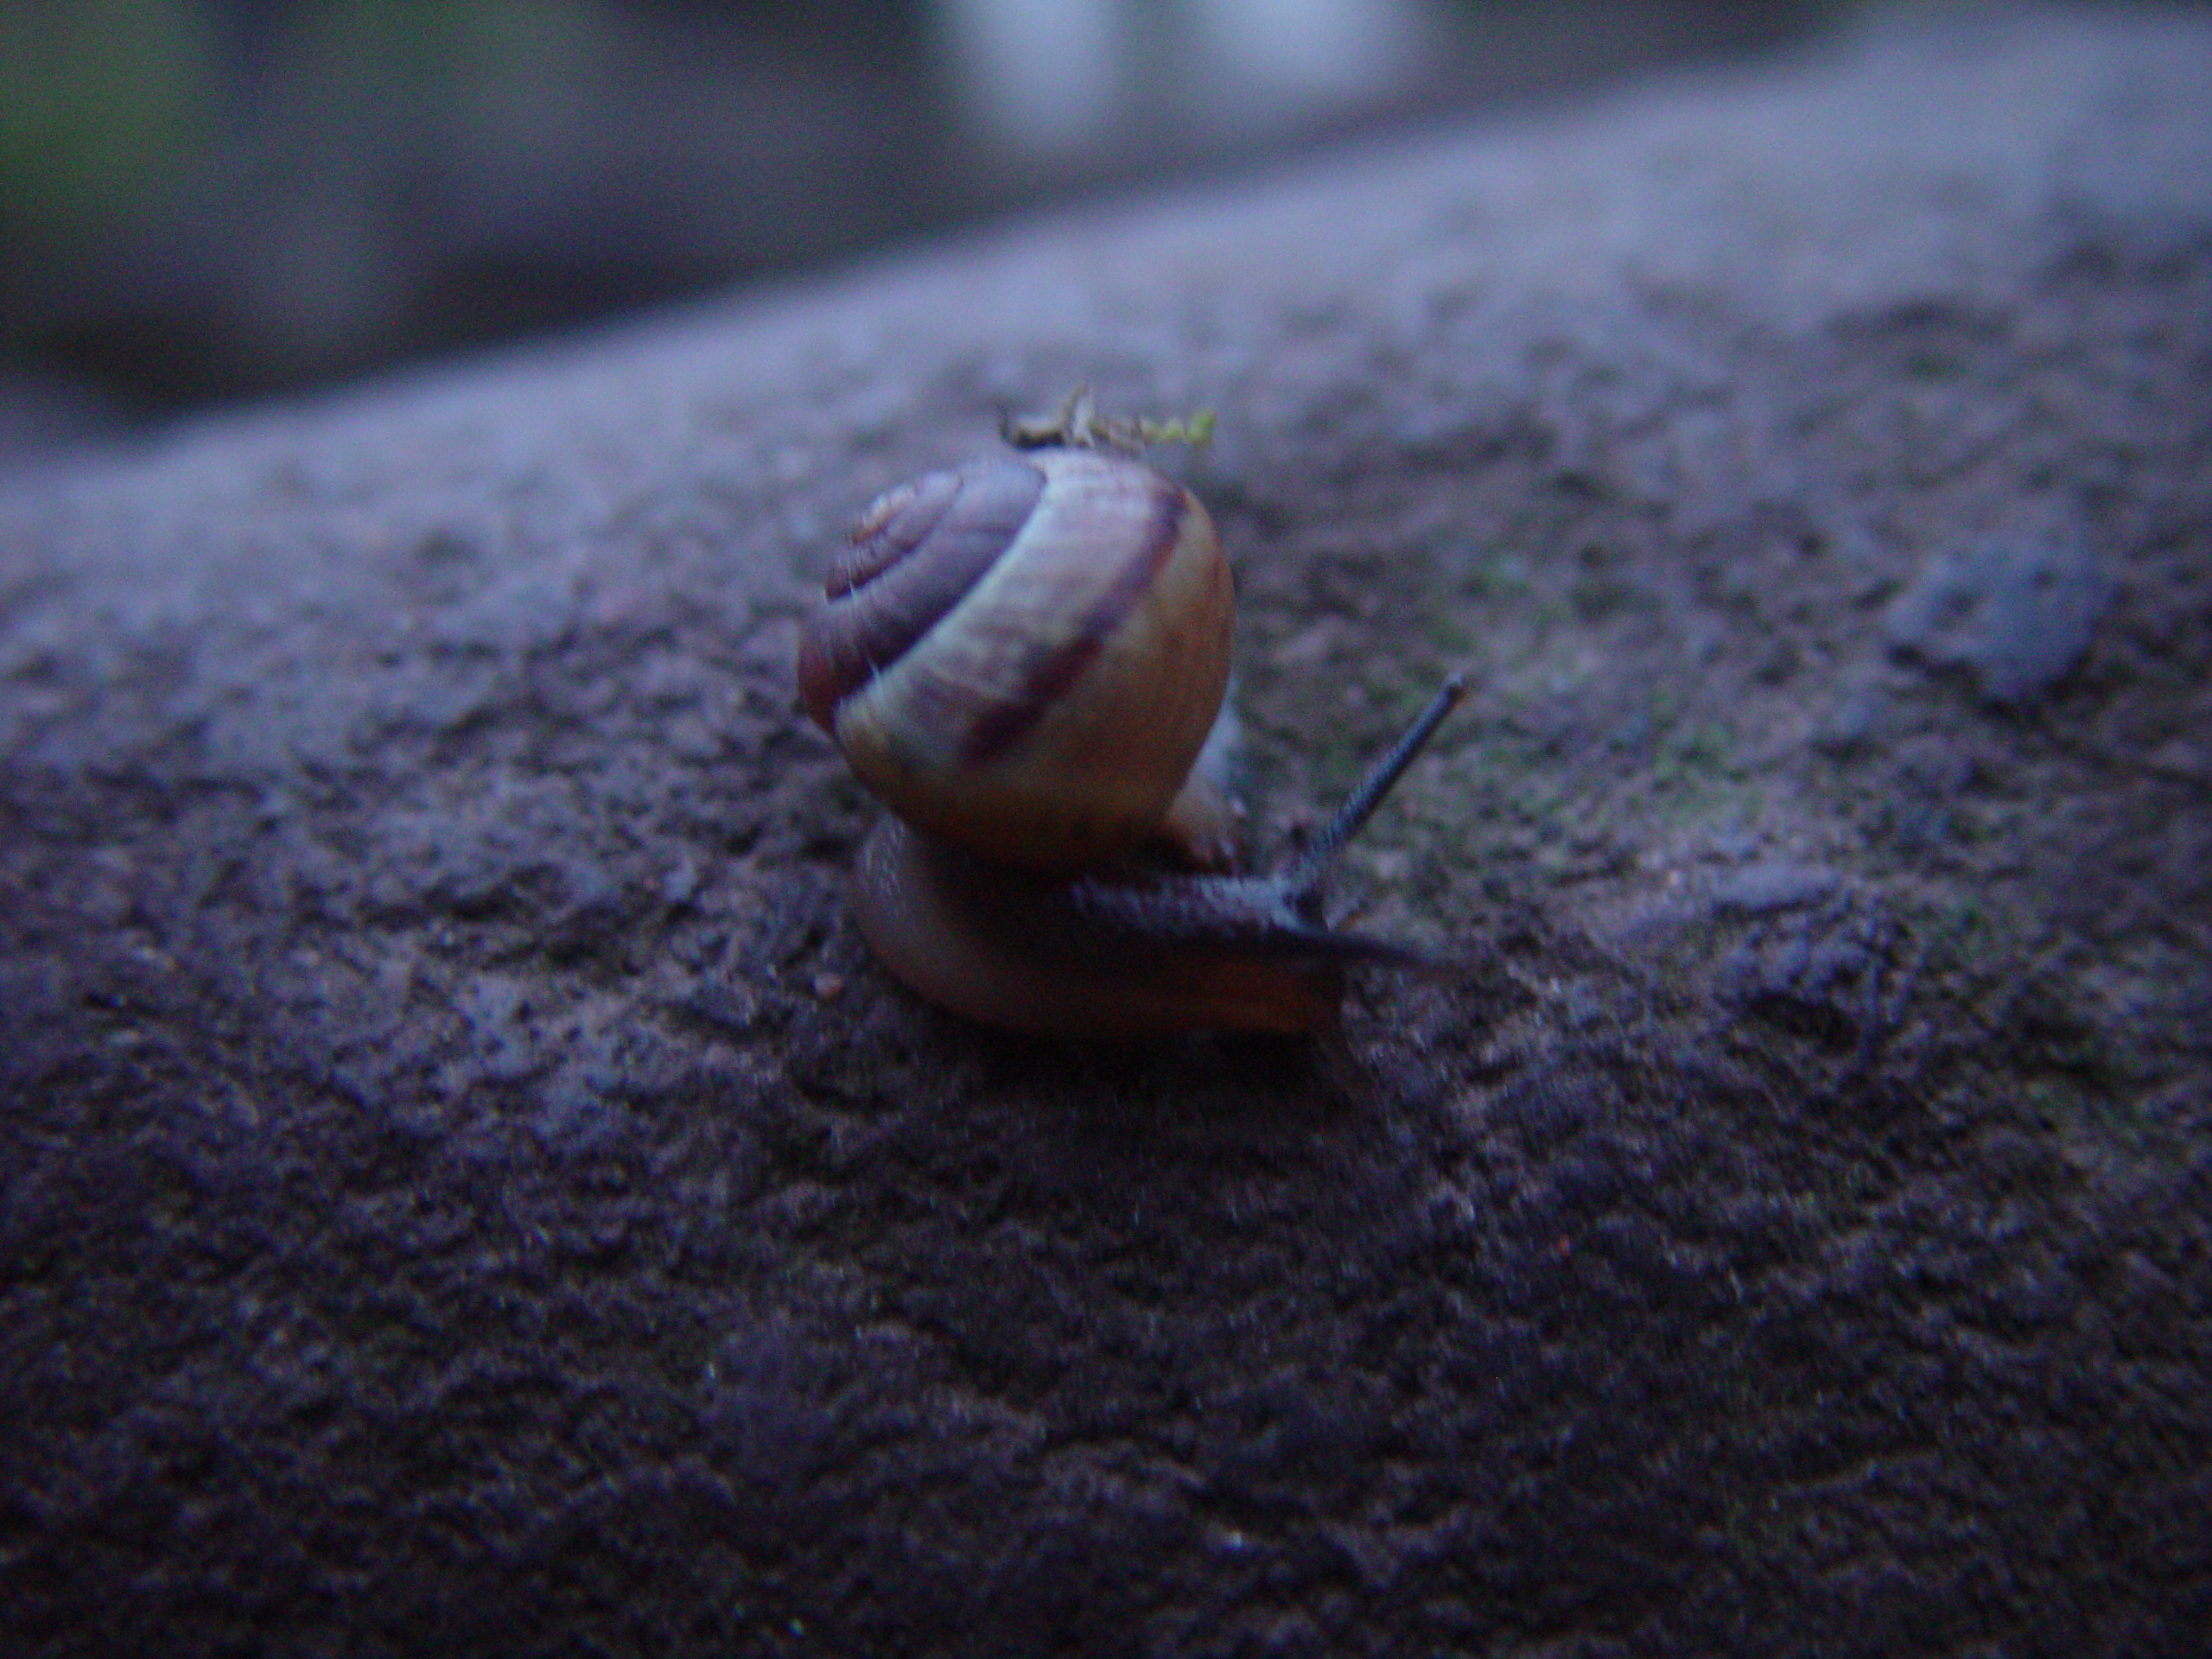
[1705, 860, 1841, 917]
[1883, 519, 2109, 705]
[4, 10, 2211, 1657]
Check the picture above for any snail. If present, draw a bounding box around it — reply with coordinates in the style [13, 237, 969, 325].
[796, 397, 1463, 1036]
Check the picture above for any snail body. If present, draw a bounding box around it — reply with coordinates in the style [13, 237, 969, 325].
[849, 819, 1346, 1036]
[798, 419, 1460, 1036]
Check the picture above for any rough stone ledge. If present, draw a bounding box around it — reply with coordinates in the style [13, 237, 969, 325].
[3, 10, 2209, 1656]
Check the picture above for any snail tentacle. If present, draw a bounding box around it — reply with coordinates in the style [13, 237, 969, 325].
[1285, 672, 1467, 889]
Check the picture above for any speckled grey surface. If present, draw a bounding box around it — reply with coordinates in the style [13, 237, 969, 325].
[4, 10, 2209, 1656]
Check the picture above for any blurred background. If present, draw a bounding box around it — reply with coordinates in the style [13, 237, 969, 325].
[0, 0, 2138, 459]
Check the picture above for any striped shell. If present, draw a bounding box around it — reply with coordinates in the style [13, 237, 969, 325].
[798, 448, 1233, 872]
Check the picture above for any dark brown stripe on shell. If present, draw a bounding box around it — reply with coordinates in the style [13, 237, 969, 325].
[959, 480, 1186, 766]
[796, 457, 1043, 728]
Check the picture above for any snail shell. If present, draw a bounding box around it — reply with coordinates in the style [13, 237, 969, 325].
[796, 447, 1232, 873]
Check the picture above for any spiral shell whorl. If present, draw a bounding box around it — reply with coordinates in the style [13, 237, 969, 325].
[798, 448, 1234, 872]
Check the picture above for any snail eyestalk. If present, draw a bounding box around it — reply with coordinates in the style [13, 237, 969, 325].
[1288, 674, 1467, 893]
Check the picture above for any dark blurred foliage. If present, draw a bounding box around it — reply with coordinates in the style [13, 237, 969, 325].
[0, 0, 2067, 451]
[0, 0, 935, 434]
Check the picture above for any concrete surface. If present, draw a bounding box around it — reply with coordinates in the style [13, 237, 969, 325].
[3, 8, 2209, 1655]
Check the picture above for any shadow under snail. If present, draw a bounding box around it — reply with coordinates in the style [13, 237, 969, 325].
[796, 403, 1464, 1037]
